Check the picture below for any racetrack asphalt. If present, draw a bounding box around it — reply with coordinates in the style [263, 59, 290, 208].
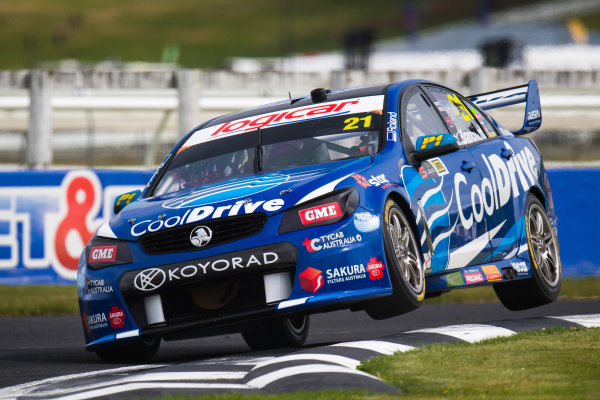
[1, 298, 598, 393]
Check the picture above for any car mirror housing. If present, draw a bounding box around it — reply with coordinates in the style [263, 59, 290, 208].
[113, 190, 141, 215]
[410, 133, 459, 162]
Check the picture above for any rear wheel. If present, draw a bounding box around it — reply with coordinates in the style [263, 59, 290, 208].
[95, 337, 160, 363]
[366, 199, 425, 319]
[242, 314, 309, 350]
[494, 194, 561, 310]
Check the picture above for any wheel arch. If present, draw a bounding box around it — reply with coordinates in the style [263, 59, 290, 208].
[528, 185, 546, 210]
[385, 189, 420, 241]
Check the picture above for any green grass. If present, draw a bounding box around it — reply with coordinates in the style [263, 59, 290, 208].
[0, 284, 78, 316]
[426, 276, 600, 304]
[0, 0, 547, 69]
[0, 276, 597, 316]
[360, 327, 600, 399]
[149, 328, 600, 400]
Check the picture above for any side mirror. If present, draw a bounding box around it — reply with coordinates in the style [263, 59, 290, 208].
[410, 134, 459, 162]
[113, 190, 141, 214]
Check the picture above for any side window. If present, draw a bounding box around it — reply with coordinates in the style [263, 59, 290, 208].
[425, 86, 488, 146]
[462, 97, 498, 138]
[402, 88, 449, 150]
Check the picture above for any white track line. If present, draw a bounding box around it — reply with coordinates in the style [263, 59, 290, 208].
[245, 363, 380, 389]
[48, 382, 253, 400]
[551, 313, 600, 328]
[251, 353, 361, 370]
[409, 324, 516, 343]
[332, 340, 415, 354]
[8, 370, 247, 399]
[0, 364, 168, 399]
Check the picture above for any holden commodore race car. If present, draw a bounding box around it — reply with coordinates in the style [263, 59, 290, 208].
[78, 79, 561, 361]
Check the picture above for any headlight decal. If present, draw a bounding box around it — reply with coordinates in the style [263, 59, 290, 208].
[85, 236, 133, 270]
[279, 187, 359, 234]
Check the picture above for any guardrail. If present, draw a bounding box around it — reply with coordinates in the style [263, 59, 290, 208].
[1, 67, 599, 169]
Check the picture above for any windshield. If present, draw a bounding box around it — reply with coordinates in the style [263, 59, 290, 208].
[153, 106, 383, 196]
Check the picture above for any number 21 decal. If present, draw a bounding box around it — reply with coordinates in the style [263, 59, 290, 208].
[343, 115, 372, 130]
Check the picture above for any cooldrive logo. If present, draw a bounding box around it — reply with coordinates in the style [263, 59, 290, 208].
[131, 198, 284, 237]
[455, 143, 539, 230]
[299, 267, 324, 293]
[89, 246, 116, 263]
[133, 252, 280, 292]
[299, 202, 342, 225]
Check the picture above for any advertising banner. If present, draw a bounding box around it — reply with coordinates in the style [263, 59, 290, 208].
[0, 169, 152, 284]
[0, 167, 597, 284]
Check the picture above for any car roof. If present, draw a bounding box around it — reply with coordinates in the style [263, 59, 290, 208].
[200, 83, 391, 130]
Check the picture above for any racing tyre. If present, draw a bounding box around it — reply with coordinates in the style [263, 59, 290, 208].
[95, 337, 160, 363]
[494, 194, 561, 311]
[242, 314, 309, 350]
[366, 199, 425, 319]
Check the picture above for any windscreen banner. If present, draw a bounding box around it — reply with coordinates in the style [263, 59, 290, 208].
[0, 169, 152, 284]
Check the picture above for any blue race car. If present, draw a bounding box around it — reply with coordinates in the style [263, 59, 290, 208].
[78, 80, 561, 361]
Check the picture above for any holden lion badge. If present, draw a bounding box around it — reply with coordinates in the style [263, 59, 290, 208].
[190, 226, 213, 247]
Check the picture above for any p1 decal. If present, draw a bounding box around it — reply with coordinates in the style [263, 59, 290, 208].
[299, 267, 324, 293]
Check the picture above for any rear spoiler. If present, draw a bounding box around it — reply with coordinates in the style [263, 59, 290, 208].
[468, 80, 541, 135]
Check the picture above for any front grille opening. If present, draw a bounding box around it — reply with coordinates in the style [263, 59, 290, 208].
[139, 213, 268, 254]
[125, 271, 278, 329]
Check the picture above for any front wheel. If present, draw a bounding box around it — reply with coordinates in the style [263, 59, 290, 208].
[242, 314, 309, 350]
[95, 337, 161, 363]
[366, 199, 425, 319]
[494, 194, 561, 310]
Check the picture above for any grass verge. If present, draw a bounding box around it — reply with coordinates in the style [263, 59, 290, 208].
[0, 277, 597, 317]
[149, 327, 599, 400]
[359, 327, 600, 399]
[0, 284, 79, 317]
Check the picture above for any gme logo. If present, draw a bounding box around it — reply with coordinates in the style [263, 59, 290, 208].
[299, 267, 324, 293]
[299, 202, 342, 225]
[90, 246, 117, 263]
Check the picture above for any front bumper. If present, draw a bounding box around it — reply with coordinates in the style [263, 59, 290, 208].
[80, 206, 391, 350]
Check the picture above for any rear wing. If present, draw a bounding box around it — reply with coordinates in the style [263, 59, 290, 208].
[468, 80, 541, 135]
